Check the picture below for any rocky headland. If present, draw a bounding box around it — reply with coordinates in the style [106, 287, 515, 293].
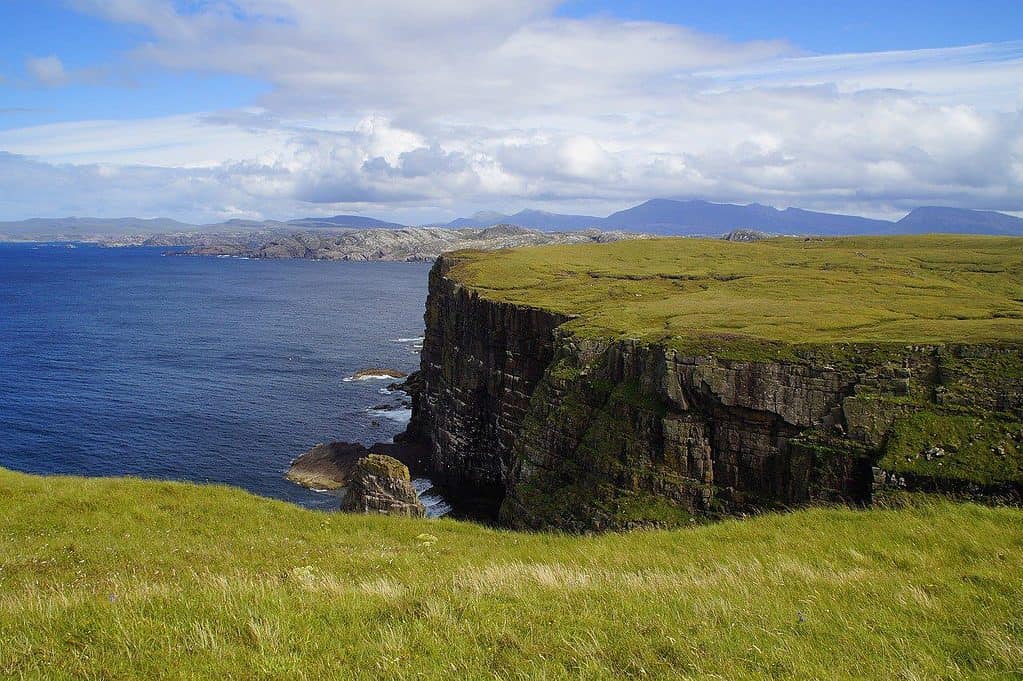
[178, 225, 647, 262]
[400, 236, 1023, 531]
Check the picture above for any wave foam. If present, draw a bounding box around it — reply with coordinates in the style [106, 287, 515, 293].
[343, 374, 398, 382]
[367, 407, 411, 425]
[413, 478, 453, 517]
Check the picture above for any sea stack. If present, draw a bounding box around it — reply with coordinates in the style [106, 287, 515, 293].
[339, 454, 426, 517]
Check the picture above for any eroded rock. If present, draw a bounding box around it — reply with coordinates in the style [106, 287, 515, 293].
[339, 455, 425, 517]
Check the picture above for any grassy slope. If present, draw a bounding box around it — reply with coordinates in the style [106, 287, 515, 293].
[449, 236, 1023, 348]
[2, 468, 1021, 679]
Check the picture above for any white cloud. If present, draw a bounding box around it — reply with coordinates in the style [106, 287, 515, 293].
[1, 3, 1021, 221]
[25, 55, 69, 87]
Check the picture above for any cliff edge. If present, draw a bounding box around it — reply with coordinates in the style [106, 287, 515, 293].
[404, 236, 1023, 530]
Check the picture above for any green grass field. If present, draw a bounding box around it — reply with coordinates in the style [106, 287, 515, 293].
[450, 236, 1023, 349]
[2, 467, 1021, 679]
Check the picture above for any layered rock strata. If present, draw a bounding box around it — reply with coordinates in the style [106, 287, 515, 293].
[404, 256, 1023, 531]
[339, 455, 425, 517]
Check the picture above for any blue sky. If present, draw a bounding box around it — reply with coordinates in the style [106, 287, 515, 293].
[0, 1, 267, 129]
[0, 1, 1021, 223]
[557, 1, 1023, 52]
[4, 1, 1020, 126]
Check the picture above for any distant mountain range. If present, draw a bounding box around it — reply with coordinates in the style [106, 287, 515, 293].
[1, 201, 1021, 241]
[436, 200, 1023, 236]
[893, 206, 1023, 235]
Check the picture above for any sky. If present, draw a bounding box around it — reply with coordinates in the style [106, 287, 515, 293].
[0, 1, 1021, 224]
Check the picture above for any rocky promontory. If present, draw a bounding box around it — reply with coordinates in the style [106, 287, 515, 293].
[179, 225, 647, 262]
[402, 236, 1023, 531]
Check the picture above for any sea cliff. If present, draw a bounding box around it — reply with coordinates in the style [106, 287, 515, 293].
[404, 238, 1023, 530]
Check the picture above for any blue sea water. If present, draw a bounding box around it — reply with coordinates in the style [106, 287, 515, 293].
[0, 243, 433, 511]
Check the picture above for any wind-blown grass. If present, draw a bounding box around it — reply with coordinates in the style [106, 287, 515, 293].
[449, 235, 1023, 348]
[1, 467, 1021, 679]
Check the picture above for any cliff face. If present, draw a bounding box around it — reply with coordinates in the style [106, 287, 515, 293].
[406, 256, 1023, 531]
[406, 258, 570, 511]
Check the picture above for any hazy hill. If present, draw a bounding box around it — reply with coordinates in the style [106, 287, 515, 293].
[897, 206, 1023, 235]
[0, 216, 194, 238]
[287, 215, 406, 229]
[0, 215, 404, 241]
[445, 209, 602, 230]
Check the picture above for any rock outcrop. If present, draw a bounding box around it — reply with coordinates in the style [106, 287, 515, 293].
[723, 229, 772, 242]
[404, 255, 1023, 531]
[286, 442, 367, 490]
[339, 454, 425, 517]
[351, 368, 408, 380]
[287, 441, 430, 492]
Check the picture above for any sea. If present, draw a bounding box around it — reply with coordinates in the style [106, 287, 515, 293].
[0, 242, 451, 514]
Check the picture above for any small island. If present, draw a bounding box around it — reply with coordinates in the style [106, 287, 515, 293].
[350, 367, 408, 380]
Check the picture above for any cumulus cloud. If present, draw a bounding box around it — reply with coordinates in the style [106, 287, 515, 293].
[1, 2, 1022, 221]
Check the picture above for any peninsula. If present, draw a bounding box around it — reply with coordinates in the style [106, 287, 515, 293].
[177, 225, 645, 261]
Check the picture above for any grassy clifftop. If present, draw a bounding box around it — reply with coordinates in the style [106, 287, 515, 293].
[448, 236, 1023, 348]
[2, 467, 1022, 679]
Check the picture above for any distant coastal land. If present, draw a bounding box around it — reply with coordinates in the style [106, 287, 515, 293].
[175, 225, 647, 262]
[3, 199, 1022, 261]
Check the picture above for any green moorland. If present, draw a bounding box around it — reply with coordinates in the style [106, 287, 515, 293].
[2, 467, 1022, 679]
[448, 235, 1023, 353]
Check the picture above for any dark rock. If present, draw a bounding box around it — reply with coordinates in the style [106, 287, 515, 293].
[286, 442, 368, 490]
[352, 368, 408, 380]
[368, 441, 430, 477]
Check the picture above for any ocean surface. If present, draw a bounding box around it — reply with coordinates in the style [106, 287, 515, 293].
[0, 243, 447, 512]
